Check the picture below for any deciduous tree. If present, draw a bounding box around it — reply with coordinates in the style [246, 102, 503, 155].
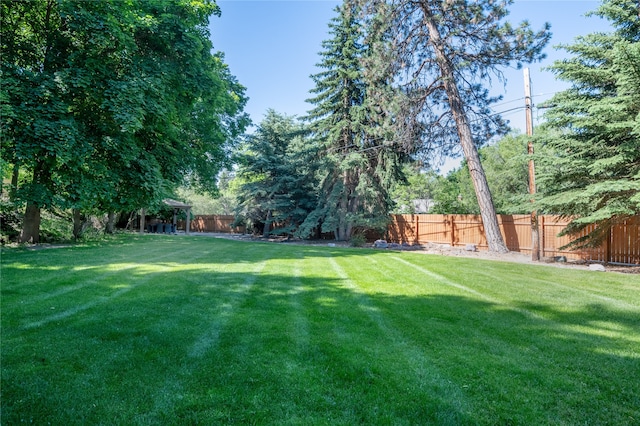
[430, 133, 533, 215]
[1, 0, 248, 242]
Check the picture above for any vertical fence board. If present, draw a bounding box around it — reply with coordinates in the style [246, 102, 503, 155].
[177, 215, 245, 234]
[611, 216, 640, 264]
[387, 214, 639, 265]
[179, 214, 639, 265]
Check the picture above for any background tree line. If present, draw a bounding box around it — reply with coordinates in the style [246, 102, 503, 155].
[229, 0, 638, 247]
[231, 0, 550, 246]
[2, 0, 638, 249]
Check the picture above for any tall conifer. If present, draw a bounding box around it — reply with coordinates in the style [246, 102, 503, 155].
[356, 0, 550, 252]
[235, 110, 316, 237]
[537, 0, 640, 247]
[303, 1, 407, 241]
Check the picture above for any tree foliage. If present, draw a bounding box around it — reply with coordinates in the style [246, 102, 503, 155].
[356, 0, 551, 251]
[1, 0, 248, 242]
[302, 2, 408, 241]
[430, 133, 533, 215]
[234, 110, 317, 237]
[536, 0, 640, 248]
[390, 165, 438, 214]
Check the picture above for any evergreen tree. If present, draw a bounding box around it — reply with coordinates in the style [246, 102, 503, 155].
[302, 1, 407, 241]
[356, 0, 550, 252]
[537, 0, 640, 248]
[235, 110, 317, 237]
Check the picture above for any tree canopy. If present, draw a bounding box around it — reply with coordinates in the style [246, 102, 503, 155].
[536, 0, 640, 248]
[234, 110, 317, 237]
[356, 0, 551, 251]
[302, 2, 408, 241]
[1, 0, 248, 242]
[427, 133, 533, 215]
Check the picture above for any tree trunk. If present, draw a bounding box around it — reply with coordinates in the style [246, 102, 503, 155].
[72, 208, 87, 240]
[20, 159, 51, 244]
[263, 209, 272, 237]
[422, 6, 509, 253]
[9, 163, 20, 199]
[20, 202, 41, 243]
[336, 199, 349, 241]
[105, 212, 116, 234]
[335, 170, 357, 241]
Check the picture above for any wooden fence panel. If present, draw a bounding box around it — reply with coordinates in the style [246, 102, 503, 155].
[178, 215, 245, 234]
[386, 214, 418, 243]
[537, 217, 606, 262]
[416, 214, 451, 245]
[610, 216, 640, 265]
[181, 213, 638, 265]
[388, 214, 639, 265]
[451, 214, 486, 248]
[498, 215, 532, 253]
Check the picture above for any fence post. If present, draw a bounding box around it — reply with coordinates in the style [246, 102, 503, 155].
[540, 215, 545, 258]
[451, 216, 455, 247]
[605, 226, 612, 264]
[415, 216, 419, 244]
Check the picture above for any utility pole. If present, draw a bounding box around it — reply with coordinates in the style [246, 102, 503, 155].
[524, 68, 540, 261]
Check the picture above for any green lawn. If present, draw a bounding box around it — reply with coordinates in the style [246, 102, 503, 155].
[2, 235, 639, 425]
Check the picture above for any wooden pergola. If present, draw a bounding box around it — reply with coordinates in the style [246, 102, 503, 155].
[139, 199, 192, 235]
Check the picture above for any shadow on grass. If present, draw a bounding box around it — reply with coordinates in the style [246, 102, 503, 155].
[2, 238, 639, 425]
[0, 234, 380, 269]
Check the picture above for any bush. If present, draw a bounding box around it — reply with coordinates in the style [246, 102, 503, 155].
[0, 198, 21, 244]
[39, 212, 74, 243]
[350, 233, 367, 247]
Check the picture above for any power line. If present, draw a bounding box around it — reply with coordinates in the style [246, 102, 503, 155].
[318, 92, 561, 158]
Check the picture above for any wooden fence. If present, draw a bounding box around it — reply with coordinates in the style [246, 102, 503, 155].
[178, 213, 639, 265]
[178, 215, 246, 234]
[387, 214, 640, 265]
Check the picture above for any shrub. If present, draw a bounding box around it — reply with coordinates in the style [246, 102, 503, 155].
[350, 233, 367, 247]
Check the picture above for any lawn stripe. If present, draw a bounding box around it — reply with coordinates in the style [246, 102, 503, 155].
[23, 250, 183, 305]
[494, 273, 637, 309]
[142, 244, 276, 422]
[187, 259, 267, 359]
[2, 241, 172, 289]
[20, 240, 235, 330]
[390, 256, 498, 300]
[285, 253, 310, 358]
[21, 262, 178, 330]
[390, 256, 546, 321]
[326, 254, 472, 418]
[389, 255, 640, 355]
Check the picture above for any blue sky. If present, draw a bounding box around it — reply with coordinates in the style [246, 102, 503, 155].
[208, 0, 612, 169]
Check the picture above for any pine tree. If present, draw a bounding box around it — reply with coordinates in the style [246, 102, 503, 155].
[235, 110, 317, 237]
[537, 0, 640, 248]
[302, 1, 407, 241]
[356, 0, 550, 252]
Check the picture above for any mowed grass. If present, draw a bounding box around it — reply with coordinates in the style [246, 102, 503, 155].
[2, 235, 639, 425]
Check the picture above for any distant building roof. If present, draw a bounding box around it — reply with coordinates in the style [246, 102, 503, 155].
[163, 199, 192, 209]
